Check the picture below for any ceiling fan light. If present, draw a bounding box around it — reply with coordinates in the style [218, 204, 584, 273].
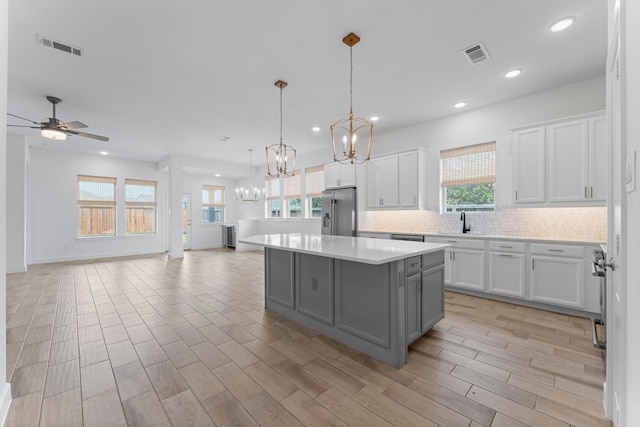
[41, 128, 67, 140]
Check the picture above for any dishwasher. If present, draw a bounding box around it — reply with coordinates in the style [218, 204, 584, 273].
[390, 234, 425, 242]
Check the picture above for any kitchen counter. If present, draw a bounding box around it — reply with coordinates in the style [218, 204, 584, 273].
[240, 233, 449, 264]
[359, 230, 605, 246]
[240, 233, 447, 368]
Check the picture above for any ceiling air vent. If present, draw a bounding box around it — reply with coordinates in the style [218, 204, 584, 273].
[462, 42, 489, 65]
[37, 34, 83, 57]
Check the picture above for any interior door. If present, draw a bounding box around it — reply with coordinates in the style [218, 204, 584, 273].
[606, 19, 622, 423]
[182, 193, 191, 250]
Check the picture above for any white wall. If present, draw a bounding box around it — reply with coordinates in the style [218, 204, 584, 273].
[371, 75, 606, 208]
[6, 134, 27, 272]
[0, 0, 11, 419]
[29, 148, 168, 263]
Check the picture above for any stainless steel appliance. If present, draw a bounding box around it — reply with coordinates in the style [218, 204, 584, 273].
[390, 234, 425, 242]
[591, 247, 609, 349]
[321, 187, 357, 236]
[222, 224, 236, 248]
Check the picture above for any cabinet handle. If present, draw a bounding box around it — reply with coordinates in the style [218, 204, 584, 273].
[338, 179, 341, 186]
[590, 186, 594, 198]
[410, 263, 420, 267]
[449, 252, 452, 261]
[499, 245, 512, 249]
[548, 249, 564, 252]
[515, 190, 518, 201]
[532, 259, 535, 269]
[584, 187, 588, 199]
[453, 252, 456, 261]
[447, 240, 457, 243]
[499, 254, 513, 258]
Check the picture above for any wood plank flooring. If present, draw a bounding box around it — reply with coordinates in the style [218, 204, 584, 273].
[5, 248, 611, 426]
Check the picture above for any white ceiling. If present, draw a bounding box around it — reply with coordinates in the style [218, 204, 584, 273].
[7, 0, 607, 178]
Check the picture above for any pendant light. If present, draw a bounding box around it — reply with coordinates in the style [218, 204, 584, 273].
[331, 32, 373, 165]
[235, 149, 264, 202]
[266, 80, 296, 177]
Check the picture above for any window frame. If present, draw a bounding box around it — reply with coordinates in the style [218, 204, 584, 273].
[440, 141, 496, 213]
[284, 170, 302, 218]
[77, 175, 117, 237]
[125, 178, 158, 234]
[265, 175, 282, 218]
[202, 184, 225, 224]
[305, 165, 324, 218]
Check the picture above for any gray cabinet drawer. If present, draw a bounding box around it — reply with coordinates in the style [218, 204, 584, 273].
[422, 251, 445, 270]
[406, 256, 422, 276]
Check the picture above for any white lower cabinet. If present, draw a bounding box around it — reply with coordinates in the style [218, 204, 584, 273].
[530, 244, 585, 309]
[449, 249, 485, 291]
[488, 241, 526, 298]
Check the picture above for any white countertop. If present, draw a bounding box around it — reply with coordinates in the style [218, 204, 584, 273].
[239, 233, 449, 265]
[360, 230, 605, 245]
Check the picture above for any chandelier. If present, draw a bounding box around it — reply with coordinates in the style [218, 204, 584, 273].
[331, 32, 373, 165]
[266, 80, 297, 177]
[235, 149, 264, 202]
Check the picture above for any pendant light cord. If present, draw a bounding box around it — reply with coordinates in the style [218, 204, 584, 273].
[280, 86, 284, 145]
[349, 45, 353, 118]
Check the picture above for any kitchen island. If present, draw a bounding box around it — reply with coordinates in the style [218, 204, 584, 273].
[239, 233, 449, 368]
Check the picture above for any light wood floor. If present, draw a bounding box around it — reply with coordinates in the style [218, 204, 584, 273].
[5, 249, 611, 427]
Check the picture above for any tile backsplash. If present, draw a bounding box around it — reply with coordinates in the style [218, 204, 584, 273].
[372, 207, 606, 242]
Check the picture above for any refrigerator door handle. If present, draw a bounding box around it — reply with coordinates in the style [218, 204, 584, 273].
[331, 198, 336, 235]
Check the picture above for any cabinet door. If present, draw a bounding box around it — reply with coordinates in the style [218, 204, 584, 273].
[405, 274, 421, 343]
[548, 119, 589, 202]
[444, 249, 453, 284]
[488, 252, 526, 298]
[366, 158, 383, 208]
[380, 155, 399, 207]
[421, 265, 444, 332]
[588, 115, 607, 201]
[398, 151, 418, 208]
[513, 127, 546, 203]
[451, 249, 485, 291]
[296, 254, 334, 325]
[324, 163, 340, 189]
[339, 163, 356, 187]
[531, 256, 584, 308]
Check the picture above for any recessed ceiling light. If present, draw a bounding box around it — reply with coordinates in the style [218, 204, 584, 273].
[454, 102, 467, 109]
[215, 173, 220, 177]
[100, 151, 108, 156]
[550, 16, 575, 32]
[505, 68, 522, 78]
[370, 116, 379, 122]
[312, 127, 320, 132]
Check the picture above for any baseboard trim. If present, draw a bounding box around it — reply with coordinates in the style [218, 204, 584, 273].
[0, 383, 11, 426]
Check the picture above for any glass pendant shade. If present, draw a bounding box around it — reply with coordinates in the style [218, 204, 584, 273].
[266, 80, 296, 177]
[331, 32, 373, 165]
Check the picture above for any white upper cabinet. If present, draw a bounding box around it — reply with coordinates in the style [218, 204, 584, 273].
[513, 127, 546, 203]
[588, 115, 607, 201]
[512, 112, 605, 206]
[398, 151, 419, 208]
[548, 119, 589, 202]
[324, 162, 356, 189]
[367, 155, 399, 208]
[366, 148, 427, 210]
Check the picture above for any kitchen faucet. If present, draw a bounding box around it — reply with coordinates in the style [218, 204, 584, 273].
[460, 210, 471, 233]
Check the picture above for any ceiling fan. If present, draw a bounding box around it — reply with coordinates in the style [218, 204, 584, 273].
[7, 95, 109, 142]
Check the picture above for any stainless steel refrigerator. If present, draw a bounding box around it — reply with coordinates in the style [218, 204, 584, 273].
[321, 187, 357, 236]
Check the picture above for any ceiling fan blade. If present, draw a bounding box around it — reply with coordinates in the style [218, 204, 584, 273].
[67, 129, 110, 142]
[60, 121, 87, 130]
[7, 113, 40, 125]
[7, 124, 41, 128]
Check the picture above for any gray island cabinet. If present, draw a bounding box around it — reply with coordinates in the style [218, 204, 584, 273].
[239, 233, 448, 368]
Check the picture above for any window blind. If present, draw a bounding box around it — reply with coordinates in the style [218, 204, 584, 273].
[265, 176, 280, 201]
[125, 179, 157, 207]
[285, 170, 301, 199]
[305, 165, 324, 197]
[202, 185, 225, 207]
[440, 141, 496, 187]
[77, 175, 117, 205]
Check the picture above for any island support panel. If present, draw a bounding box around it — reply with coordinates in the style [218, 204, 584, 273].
[264, 248, 412, 368]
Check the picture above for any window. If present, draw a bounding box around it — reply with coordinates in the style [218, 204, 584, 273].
[284, 170, 301, 218]
[440, 141, 496, 212]
[265, 175, 281, 218]
[305, 165, 324, 218]
[125, 179, 157, 234]
[77, 175, 116, 236]
[202, 185, 225, 223]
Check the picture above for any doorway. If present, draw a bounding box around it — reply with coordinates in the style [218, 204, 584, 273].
[182, 193, 191, 250]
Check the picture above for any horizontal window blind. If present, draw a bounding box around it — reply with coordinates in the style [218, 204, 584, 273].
[305, 165, 324, 197]
[77, 175, 116, 205]
[285, 170, 301, 199]
[265, 176, 280, 200]
[125, 179, 157, 207]
[440, 141, 496, 187]
[202, 185, 225, 207]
